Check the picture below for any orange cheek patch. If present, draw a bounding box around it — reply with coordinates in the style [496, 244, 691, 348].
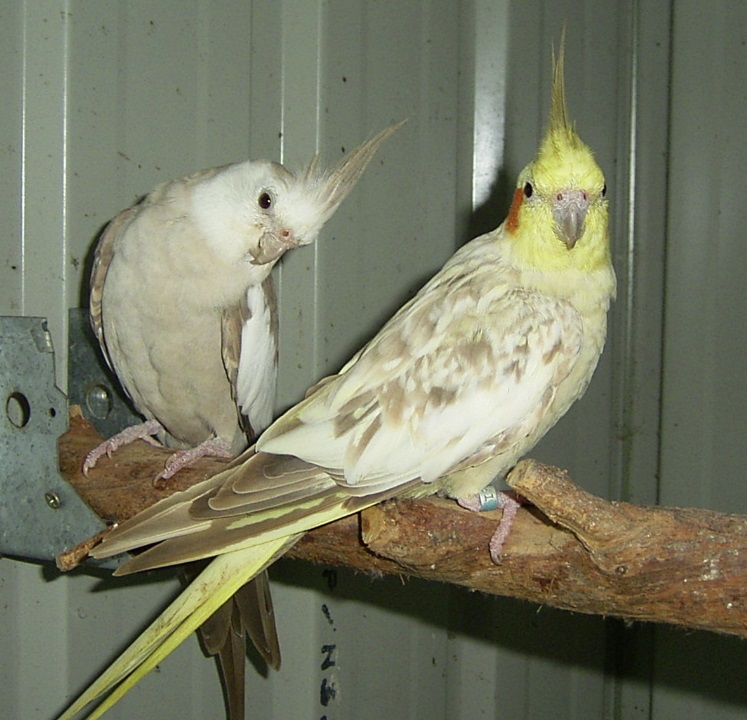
[506, 188, 523, 234]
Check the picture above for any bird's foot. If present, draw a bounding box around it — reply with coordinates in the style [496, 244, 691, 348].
[155, 437, 234, 486]
[457, 488, 525, 565]
[83, 419, 163, 475]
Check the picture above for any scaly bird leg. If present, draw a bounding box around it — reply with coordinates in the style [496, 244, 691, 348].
[83, 419, 163, 475]
[457, 488, 525, 564]
[156, 437, 234, 485]
[84, 421, 233, 488]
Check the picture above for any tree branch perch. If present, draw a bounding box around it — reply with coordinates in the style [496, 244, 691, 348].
[58, 408, 747, 637]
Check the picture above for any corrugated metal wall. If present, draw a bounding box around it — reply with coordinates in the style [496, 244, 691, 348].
[1, 1, 746, 718]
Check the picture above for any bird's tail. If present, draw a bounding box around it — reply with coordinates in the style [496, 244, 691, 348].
[57, 535, 298, 720]
[59, 450, 412, 718]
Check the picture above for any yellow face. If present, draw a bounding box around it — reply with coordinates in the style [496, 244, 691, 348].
[506, 126, 609, 265]
[502, 37, 611, 274]
[504, 38, 610, 276]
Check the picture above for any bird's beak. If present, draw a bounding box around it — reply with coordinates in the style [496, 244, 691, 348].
[250, 230, 299, 265]
[552, 189, 589, 250]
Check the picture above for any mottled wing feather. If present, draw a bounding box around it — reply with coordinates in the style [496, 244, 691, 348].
[259, 239, 584, 494]
[339, 289, 582, 489]
[95, 452, 334, 553]
[97, 448, 417, 571]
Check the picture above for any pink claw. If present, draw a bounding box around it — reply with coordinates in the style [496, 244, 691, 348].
[83, 419, 163, 474]
[153, 437, 234, 486]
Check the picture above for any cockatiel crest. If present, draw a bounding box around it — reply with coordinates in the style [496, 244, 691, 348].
[61, 39, 615, 720]
[507, 43, 609, 278]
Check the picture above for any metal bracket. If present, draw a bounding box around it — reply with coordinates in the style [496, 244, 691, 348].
[0, 311, 138, 567]
[67, 308, 140, 438]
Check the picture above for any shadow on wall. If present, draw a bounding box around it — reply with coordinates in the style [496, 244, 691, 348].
[270, 557, 747, 713]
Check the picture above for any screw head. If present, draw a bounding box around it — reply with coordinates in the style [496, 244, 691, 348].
[44, 492, 62, 510]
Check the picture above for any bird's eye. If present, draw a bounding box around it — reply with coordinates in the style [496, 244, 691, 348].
[523, 182, 533, 198]
[258, 191, 273, 210]
[601, 183, 607, 198]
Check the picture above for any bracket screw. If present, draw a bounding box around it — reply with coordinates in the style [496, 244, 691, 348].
[44, 492, 62, 510]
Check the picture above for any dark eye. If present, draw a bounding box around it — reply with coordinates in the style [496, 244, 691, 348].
[601, 183, 607, 198]
[523, 182, 533, 198]
[258, 191, 273, 209]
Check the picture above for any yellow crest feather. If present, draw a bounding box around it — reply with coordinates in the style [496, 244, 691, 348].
[549, 32, 571, 138]
[533, 31, 597, 183]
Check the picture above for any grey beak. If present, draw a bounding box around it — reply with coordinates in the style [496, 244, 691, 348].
[552, 189, 589, 249]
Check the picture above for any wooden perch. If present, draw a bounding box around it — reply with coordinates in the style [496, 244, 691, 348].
[58, 408, 747, 637]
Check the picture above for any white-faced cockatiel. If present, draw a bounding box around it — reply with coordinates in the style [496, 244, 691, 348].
[78, 122, 403, 720]
[84, 122, 403, 482]
[61, 42, 615, 720]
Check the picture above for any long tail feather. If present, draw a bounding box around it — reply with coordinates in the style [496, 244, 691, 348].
[58, 536, 297, 720]
[191, 569, 279, 720]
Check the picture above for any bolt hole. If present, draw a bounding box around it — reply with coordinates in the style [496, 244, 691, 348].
[49, 407, 57, 418]
[6, 392, 31, 428]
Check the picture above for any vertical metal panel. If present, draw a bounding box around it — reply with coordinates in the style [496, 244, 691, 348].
[17, 1, 70, 385]
[660, 0, 747, 513]
[312, 0, 468, 379]
[653, 2, 747, 718]
[609, 3, 674, 717]
[272, 0, 325, 409]
[0, 2, 23, 315]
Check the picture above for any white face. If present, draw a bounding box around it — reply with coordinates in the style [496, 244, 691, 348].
[191, 159, 328, 270]
[250, 164, 335, 261]
[189, 123, 400, 275]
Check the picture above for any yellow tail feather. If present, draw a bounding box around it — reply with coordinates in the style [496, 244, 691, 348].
[58, 536, 297, 720]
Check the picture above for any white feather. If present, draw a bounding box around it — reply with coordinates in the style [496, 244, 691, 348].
[236, 283, 277, 435]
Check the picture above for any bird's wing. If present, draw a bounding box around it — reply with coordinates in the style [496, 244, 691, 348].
[220, 295, 250, 428]
[257, 237, 585, 491]
[93, 234, 584, 572]
[88, 205, 140, 371]
[229, 276, 278, 440]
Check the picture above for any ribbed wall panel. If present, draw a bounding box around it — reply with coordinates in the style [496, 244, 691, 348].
[1, 2, 746, 719]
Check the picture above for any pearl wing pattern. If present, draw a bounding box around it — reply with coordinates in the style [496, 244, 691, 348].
[88, 229, 586, 573]
[257, 233, 584, 493]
